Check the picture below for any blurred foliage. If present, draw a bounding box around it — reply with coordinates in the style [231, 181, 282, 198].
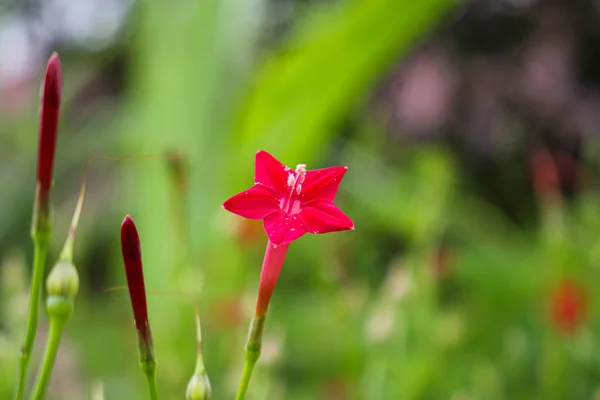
[3, 0, 600, 399]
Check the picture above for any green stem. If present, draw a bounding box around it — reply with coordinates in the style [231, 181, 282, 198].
[235, 315, 265, 400]
[16, 236, 50, 400]
[138, 326, 158, 400]
[235, 354, 258, 400]
[145, 368, 159, 400]
[30, 314, 65, 400]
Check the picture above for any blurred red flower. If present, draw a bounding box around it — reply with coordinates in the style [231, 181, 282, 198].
[550, 279, 587, 334]
[530, 148, 560, 199]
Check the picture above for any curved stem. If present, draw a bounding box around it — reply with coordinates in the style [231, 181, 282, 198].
[16, 238, 49, 400]
[235, 315, 265, 400]
[30, 315, 65, 400]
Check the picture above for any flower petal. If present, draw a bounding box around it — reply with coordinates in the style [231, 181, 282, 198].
[255, 150, 291, 197]
[223, 185, 280, 219]
[300, 166, 348, 202]
[300, 201, 354, 234]
[263, 210, 307, 245]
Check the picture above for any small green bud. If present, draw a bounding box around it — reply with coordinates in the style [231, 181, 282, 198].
[186, 373, 212, 400]
[46, 260, 79, 299]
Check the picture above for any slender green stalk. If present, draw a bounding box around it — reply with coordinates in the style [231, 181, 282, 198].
[140, 343, 158, 400]
[235, 351, 258, 400]
[16, 234, 50, 400]
[144, 368, 159, 400]
[30, 307, 66, 400]
[138, 326, 158, 400]
[235, 353, 259, 400]
[235, 315, 265, 400]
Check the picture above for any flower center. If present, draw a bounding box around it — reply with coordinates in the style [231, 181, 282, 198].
[280, 164, 306, 215]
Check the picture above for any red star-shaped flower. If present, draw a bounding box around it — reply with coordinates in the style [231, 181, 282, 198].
[223, 151, 354, 245]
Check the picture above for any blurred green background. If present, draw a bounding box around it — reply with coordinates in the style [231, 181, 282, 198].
[3, 0, 600, 398]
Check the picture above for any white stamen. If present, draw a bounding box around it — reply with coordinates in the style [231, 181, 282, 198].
[282, 163, 308, 214]
[293, 164, 307, 195]
[295, 164, 306, 183]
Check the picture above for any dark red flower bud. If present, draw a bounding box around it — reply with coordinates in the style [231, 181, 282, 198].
[37, 52, 62, 196]
[120, 215, 149, 335]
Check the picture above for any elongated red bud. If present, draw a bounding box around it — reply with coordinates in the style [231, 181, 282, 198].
[120, 215, 158, 396]
[37, 52, 62, 196]
[120, 215, 149, 336]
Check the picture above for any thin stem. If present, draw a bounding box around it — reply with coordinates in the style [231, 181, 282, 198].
[235, 315, 265, 400]
[16, 238, 49, 400]
[145, 368, 159, 400]
[138, 325, 158, 400]
[235, 354, 259, 400]
[30, 315, 65, 400]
